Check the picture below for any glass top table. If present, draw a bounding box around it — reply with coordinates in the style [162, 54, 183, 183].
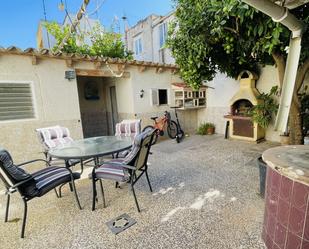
[48, 136, 133, 160]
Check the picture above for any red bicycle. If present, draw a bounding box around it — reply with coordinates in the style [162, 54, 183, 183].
[142, 111, 178, 145]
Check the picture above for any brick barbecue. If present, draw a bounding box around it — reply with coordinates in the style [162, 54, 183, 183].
[224, 71, 265, 142]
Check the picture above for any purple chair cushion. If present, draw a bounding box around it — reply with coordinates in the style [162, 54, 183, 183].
[94, 163, 129, 182]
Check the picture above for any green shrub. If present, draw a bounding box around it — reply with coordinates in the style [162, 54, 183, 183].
[197, 122, 215, 135]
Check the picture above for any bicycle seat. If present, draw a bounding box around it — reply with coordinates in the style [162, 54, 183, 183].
[151, 116, 158, 121]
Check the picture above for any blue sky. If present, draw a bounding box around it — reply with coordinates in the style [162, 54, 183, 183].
[0, 0, 174, 49]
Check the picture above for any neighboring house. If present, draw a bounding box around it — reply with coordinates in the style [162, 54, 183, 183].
[125, 12, 175, 64]
[36, 14, 101, 50]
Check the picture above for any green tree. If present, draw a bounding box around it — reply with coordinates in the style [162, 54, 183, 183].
[167, 0, 309, 144]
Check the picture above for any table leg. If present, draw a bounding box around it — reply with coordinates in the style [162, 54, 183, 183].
[65, 160, 73, 192]
[94, 157, 105, 206]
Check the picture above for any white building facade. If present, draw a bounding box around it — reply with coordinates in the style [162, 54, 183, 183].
[125, 12, 175, 64]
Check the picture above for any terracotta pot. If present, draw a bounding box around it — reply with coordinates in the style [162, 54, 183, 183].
[206, 127, 215, 135]
[280, 135, 290, 145]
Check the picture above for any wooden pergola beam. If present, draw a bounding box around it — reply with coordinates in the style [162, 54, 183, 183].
[75, 69, 130, 78]
[138, 66, 147, 73]
[117, 64, 126, 71]
[32, 55, 38, 65]
[65, 59, 74, 68]
[94, 61, 102, 69]
[156, 67, 164, 74]
[171, 68, 179, 74]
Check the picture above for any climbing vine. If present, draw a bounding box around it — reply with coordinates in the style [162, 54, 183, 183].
[44, 22, 133, 59]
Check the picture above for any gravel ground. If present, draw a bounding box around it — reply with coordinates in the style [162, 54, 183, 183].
[0, 135, 278, 249]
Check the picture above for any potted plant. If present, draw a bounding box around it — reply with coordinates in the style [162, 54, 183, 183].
[256, 156, 267, 198]
[250, 86, 279, 129]
[197, 122, 215, 135]
[280, 132, 290, 145]
[206, 122, 215, 135]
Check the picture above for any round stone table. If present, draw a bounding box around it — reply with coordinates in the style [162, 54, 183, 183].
[262, 145, 309, 249]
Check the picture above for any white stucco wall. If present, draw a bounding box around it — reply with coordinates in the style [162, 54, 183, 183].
[197, 66, 282, 142]
[0, 53, 191, 161]
[127, 67, 197, 132]
[0, 54, 83, 161]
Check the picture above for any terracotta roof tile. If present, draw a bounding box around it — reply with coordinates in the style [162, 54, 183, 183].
[0, 46, 179, 69]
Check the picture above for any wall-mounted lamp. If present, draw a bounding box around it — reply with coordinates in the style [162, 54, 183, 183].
[65, 70, 76, 81]
[140, 89, 145, 98]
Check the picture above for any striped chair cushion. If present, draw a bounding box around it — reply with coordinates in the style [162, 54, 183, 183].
[29, 166, 80, 197]
[36, 126, 73, 151]
[115, 119, 141, 138]
[94, 162, 129, 182]
[115, 123, 126, 136]
[0, 149, 38, 197]
[114, 119, 141, 157]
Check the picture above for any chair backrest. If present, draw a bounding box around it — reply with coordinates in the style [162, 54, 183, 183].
[0, 149, 37, 196]
[115, 119, 141, 138]
[123, 128, 156, 170]
[35, 125, 73, 152]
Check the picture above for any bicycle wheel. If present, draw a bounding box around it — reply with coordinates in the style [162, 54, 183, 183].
[167, 120, 178, 139]
[142, 125, 158, 145]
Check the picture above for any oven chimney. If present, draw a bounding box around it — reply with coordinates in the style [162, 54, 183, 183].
[230, 70, 260, 106]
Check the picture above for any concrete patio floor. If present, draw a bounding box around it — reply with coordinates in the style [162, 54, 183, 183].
[0, 135, 278, 249]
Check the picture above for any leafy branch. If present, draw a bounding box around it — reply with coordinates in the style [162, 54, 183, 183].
[250, 86, 279, 129]
[44, 22, 133, 59]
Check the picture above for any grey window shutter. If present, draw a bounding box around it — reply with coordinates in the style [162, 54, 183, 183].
[0, 83, 35, 121]
[167, 88, 171, 105]
[150, 88, 159, 106]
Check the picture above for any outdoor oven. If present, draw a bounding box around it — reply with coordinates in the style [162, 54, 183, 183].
[224, 71, 265, 142]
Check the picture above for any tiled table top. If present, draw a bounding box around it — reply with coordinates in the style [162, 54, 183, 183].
[263, 145, 309, 186]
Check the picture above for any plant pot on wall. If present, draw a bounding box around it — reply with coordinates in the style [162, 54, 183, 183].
[207, 126, 215, 135]
[256, 156, 267, 198]
[280, 134, 290, 145]
[197, 122, 216, 135]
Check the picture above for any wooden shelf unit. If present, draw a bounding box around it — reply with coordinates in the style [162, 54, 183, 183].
[172, 83, 207, 110]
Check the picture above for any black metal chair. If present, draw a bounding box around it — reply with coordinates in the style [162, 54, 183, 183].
[91, 128, 156, 212]
[0, 149, 81, 238]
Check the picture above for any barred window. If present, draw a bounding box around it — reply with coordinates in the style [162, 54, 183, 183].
[0, 82, 35, 121]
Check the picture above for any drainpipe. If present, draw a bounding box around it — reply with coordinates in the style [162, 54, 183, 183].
[242, 0, 306, 133]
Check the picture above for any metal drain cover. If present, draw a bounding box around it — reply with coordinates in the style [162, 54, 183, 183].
[106, 213, 136, 235]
